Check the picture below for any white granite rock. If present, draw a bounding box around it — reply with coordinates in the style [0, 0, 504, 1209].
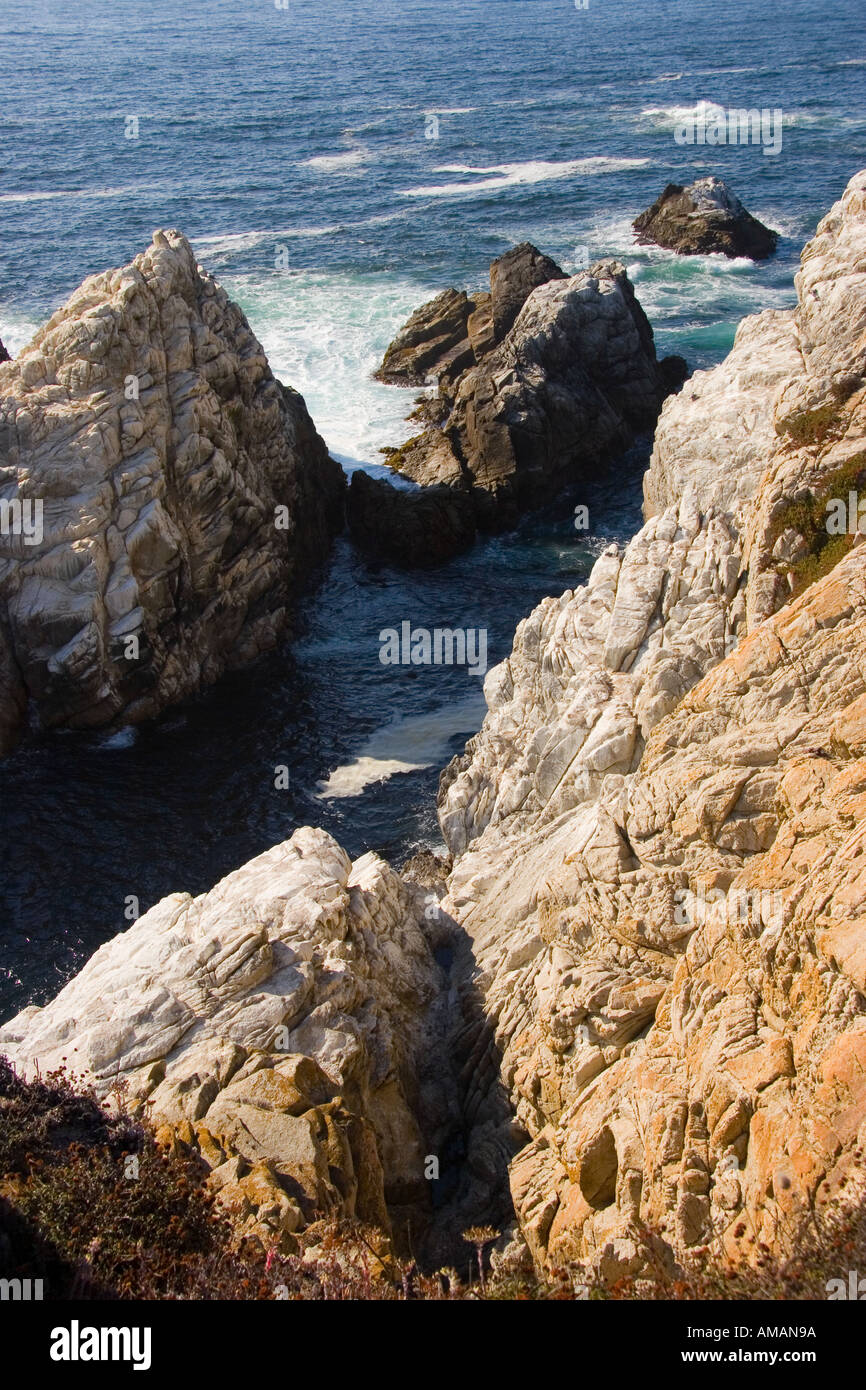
[0, 230, 344, 754]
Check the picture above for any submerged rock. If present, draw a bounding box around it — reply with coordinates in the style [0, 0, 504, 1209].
[633, 177, 778, 260]
[0, 229, 345, 756]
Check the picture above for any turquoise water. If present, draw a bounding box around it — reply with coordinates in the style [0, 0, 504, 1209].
[0, 0, 864, 1013]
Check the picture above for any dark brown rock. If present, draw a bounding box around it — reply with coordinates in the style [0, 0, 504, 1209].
[633, 178, 778, 260]
[489, 241, 566, 341]
[375, 288, 476, 385]
[466, 292, 495, 360]
[399, 849, 453, 890]
[375, 242, 567, 390]
[0, 338, 10, 364]
[389, 260, 684, 528]
[347, 469, 476, 567]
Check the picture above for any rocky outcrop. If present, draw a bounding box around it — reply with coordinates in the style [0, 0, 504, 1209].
[375, 288, 481, 387]
[347, 469, 476, 568]
[435, 169, 866, 1276]
[388, 259, 686, 528]
[647, 169, 866, 630]
[634, 178, 778, 260]
[0, 230, 345, 756]
[0, 827, 454, 1255]
[367, 245, 686, 559]
[5, 177, 864, 1287]
[375, 244, 565, 392]
[489, 242, 567, 342]
[0, 338, 9, 364]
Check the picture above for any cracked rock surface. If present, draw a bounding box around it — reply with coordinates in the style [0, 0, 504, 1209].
[0, 229, 345, 756]
[437, 169, 866, 1275]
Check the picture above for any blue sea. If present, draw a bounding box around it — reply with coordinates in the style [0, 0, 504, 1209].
[0, 0, 864, 1014]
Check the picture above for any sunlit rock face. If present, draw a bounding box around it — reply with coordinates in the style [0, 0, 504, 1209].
[0, 827, 452, 1253]
[0, 228, 344, 755]
[437, 169, 866, 1276]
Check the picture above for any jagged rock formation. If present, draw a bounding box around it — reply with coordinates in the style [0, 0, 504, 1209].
[369, 244, 686, 554]
[384, 257, 686, 530]
[375, 243, 565, 391]
[436, 169, 866, 1276]
[0, 338, 9, 364]
[488, 242, 567, 342]
[375, 288, 484, 387]
[646, 170, 866, 629]
[634, 177, 778, 260]
[0, 230, 345, 757]
[0, 827, 455, 1255]
[4, 176, 865, 1286]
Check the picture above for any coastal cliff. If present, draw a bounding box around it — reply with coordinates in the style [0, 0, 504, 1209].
[437, 167, 866, 1274]
[3, 173, 866, 1284]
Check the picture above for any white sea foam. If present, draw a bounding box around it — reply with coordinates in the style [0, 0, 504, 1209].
[97, 727, 138, 751]
[300, 148, 368, 173]
[401, 157, 649, 199]
[193, 226, 343, 260]
[0, 313, 40, 355]
[226, 268, 437, 464]
[316, 694, 487, 799]
[637, 100, 726, 129]
[690, 64, 769, 77]
[637, 101, 821, 133]
[0, 182, 176, 205]
[193, 211, 412, 263]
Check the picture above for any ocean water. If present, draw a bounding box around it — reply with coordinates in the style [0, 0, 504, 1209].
[0, 0, 864, 1014]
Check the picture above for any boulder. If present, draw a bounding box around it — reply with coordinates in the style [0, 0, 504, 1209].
[0, 229, 345, 756]
[347, 469, 476, 567]
[633, 177, 778, 260]
[0, 338, 9, 364]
